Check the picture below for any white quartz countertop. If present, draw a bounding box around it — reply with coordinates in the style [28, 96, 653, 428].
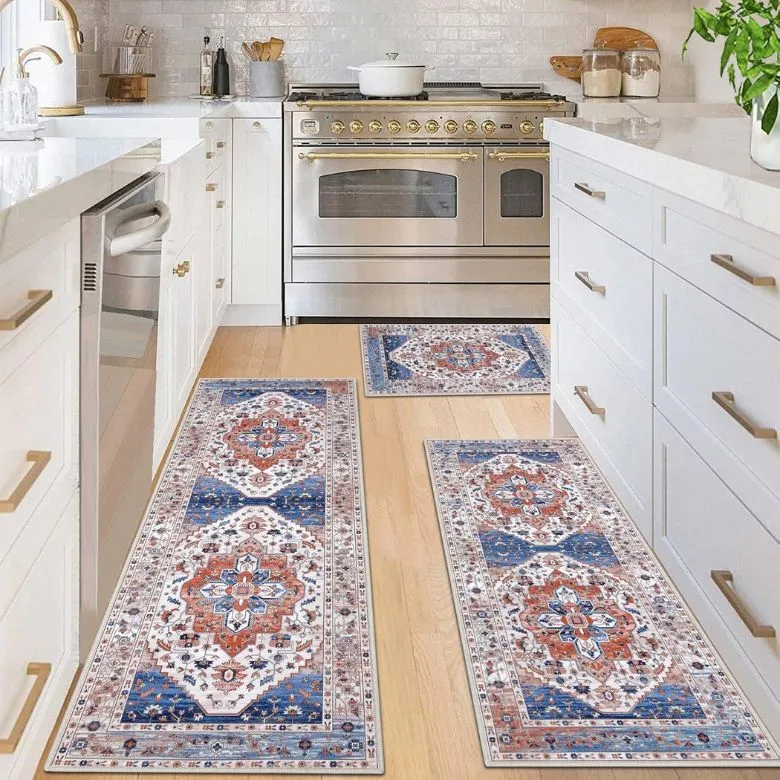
[0, 136, 160, 261]
[78, 97, 284, 119]
[545, 114, 780, 236]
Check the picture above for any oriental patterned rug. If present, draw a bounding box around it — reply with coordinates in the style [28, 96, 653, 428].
[49, 379, 382, 773]
[426, 438, 777, 767]
[360, 323, 549, 396]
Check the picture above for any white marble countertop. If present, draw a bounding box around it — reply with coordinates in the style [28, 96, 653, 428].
[545, 114, 780, 236]
[77, 97, 284, 120]
[0, 136, 160, 261]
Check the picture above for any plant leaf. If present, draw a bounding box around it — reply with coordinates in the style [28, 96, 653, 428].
[744, 73, 774, 100]
[761, 90, 779, 134]
[720, 29, 737, 75]
[693, 8, 716, 41]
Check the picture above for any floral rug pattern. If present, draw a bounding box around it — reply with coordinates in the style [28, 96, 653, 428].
[360, 323, 550, 396]
[48, 379, 382, 773]
[426, 438, 777, 766]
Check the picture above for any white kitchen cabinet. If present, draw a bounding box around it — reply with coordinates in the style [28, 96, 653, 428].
[230, 117, 283, 324]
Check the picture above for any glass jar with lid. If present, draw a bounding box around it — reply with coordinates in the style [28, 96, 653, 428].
[581, 48, 622, 98]
[621, 47, 661, 97]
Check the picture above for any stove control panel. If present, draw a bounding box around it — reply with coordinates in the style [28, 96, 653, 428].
[295, 112, 561, 141]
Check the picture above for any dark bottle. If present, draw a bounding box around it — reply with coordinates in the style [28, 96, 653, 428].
[212, 36, 230, 97]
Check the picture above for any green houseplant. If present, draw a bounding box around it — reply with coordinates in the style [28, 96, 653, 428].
[684, 0, 780, 169]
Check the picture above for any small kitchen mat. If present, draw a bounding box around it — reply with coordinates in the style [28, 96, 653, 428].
[360, 323, 550, 396]
[48, 379, 383, 774]
[426, 437, 778, 767]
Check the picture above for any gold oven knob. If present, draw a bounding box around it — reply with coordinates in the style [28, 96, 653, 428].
[538, 119, 545, 132]
[388, 120, 402, 134]
[463, 119, 477, 134]
[331, 120, 345, 134]
[426, 119, 440, 133]
[520, 120, 535, 134]
[368, 120, 382, 133]
[444, 120, 459, 134]
[482, 120, 497, 135]
[407, 119, 421, 133]
[349, 120, 364, 133]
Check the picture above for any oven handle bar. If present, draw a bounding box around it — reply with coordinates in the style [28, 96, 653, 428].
[298, 151, 480, 162]
[487, 150, 550, 161]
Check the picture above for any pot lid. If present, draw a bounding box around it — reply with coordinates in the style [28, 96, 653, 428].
[357, 52, 426, 68]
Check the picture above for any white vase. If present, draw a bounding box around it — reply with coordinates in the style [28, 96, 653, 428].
[751, 87, 780, 170]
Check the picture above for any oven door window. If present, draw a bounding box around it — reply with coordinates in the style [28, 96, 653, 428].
[500, 169, 544, 218]
[319, 169, 457, 219]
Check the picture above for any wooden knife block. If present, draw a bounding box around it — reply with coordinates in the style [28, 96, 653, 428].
[101, 74, 155, 102]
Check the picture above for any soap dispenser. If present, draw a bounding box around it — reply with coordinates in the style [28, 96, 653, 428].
[4, 46, 62, 132]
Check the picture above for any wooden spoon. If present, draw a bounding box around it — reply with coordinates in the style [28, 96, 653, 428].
[242, 42, 255, 61]
[252, 40, 264, 61]
[268, 37, 284, 61]
[261, 42, 272, 61]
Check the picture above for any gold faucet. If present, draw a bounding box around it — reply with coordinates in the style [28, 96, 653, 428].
[0, 0, 83, 54]
[18, 45, 63, 77]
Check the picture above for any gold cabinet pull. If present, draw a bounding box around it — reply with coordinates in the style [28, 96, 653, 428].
[215, 277, 225, 289]
[216, 200, 225, 209]
[252, 121, 262, 129]
[574, 270, 605, 294]
[487, 150, 549, 161]
[173, 261, 191, 278]
[0, 662, 51, 754]
[574, 385, 605, 417]
[298, 151, 480, 163]
[205, 182, 217, 192]
[574, 182, 606, 199]
[0, 451, 51, 513]
[711, 391, 776, 439]
[711, 570, 776, 638]
[0, 290, 53, 331]
[216, 140, 225, 148]
[710, 254, 776, 287]
[205, 151, 214, 160]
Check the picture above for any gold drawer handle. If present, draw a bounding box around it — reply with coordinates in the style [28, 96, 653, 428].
[0, 662, 51, 754]
[574, 270, 605, 294]
[0, 451, 51, 513]
[215, 277, 225, 289]
[205, 151, 214, 160]
[711, 570, 776, 638]
[574, 181, 606, 199]
[205, 182, 217, 192]
[488, 150, 550, 161]
[216, 200, 225, 209]
[0, 290, 53, 331]
[712, 391, 776, 440]
[216, 141, 225, 148]
[710, 254, 776, 287]
[574, 385, 605, 417]
[173, 261, 191, 278]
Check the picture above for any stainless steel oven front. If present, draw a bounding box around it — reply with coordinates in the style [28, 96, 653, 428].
[292, 145, 484, 247]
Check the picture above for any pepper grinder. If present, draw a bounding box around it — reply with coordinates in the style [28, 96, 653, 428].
[212, 36, 230, 97]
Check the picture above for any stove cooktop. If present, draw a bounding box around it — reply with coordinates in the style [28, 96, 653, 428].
[288, 83, 568, 103]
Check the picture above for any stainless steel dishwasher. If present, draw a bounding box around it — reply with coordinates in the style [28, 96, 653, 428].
[80, 171, 170, 657]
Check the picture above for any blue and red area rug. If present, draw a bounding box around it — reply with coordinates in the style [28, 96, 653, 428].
[360, 323, 550, 396]
[426, 438, 778, 767]
[49, 379, 382, 773]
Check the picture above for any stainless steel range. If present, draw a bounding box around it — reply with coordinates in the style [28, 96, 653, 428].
[283, 83, 576, 322]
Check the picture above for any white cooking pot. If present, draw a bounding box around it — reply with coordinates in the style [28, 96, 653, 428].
[347, 53, 429, 97]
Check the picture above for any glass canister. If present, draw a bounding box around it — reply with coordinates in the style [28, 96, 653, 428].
[621, 48, 661, 97]
[581, 48, 622, 98]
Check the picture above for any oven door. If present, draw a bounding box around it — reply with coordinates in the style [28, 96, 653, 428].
[292, 146, 484, 247]
[484, 146, 549, 247]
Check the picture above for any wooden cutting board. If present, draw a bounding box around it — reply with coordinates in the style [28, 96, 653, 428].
[549, 27, 658, 83]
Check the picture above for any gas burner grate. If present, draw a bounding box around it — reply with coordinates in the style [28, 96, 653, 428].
[290, 90, 430, 101]
[499, 90, 567, 101]
[424, 81, 481, 89]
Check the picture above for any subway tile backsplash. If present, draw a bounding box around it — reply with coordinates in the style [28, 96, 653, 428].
[81, 0, 696, 100]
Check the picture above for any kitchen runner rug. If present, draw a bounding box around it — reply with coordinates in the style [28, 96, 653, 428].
[360, 323, 549, 396]
[49, 379, 383, 774]
[426, 438, 778, 767]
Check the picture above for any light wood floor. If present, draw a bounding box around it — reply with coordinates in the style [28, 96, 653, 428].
[39, 324, 779, 780]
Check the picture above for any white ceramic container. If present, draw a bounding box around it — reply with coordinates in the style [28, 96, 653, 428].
[751, 87, 780, 171]
[347, 53, 428, 97]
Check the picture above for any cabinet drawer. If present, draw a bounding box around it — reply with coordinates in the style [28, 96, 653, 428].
[551, 298, 653, 538]
[654, 412, 780, 735]
[206, 163, 227, 235]
[0, 311, 79, 564]
[201, 117, 229, 173]
[0, 492, 79, 780]
[551, 198, 652, 397]
[655, 190, 780, 340]
[0, 220, 79, 357]
[654, 264, 780, 532]
[551, 147, 652, 254]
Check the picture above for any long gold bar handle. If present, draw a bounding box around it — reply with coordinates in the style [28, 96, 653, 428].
[711, 570, 776, 638]
[298, 151, 480, 162]
[712, 391, 777, 440]
[0, 290, 53, 331]
[488, 150, 550, 161]
[299, 99, 564, 109]
[575, 270, 606, 294]
[574, 385, 605, 417]
[574, 182, 606, 200]
[0, 451, 51, 513]
[0, 663, 51, 754]
[710, 254, 776, 287]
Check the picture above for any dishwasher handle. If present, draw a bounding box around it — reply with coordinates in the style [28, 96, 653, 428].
[108, 201, 171, 257]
